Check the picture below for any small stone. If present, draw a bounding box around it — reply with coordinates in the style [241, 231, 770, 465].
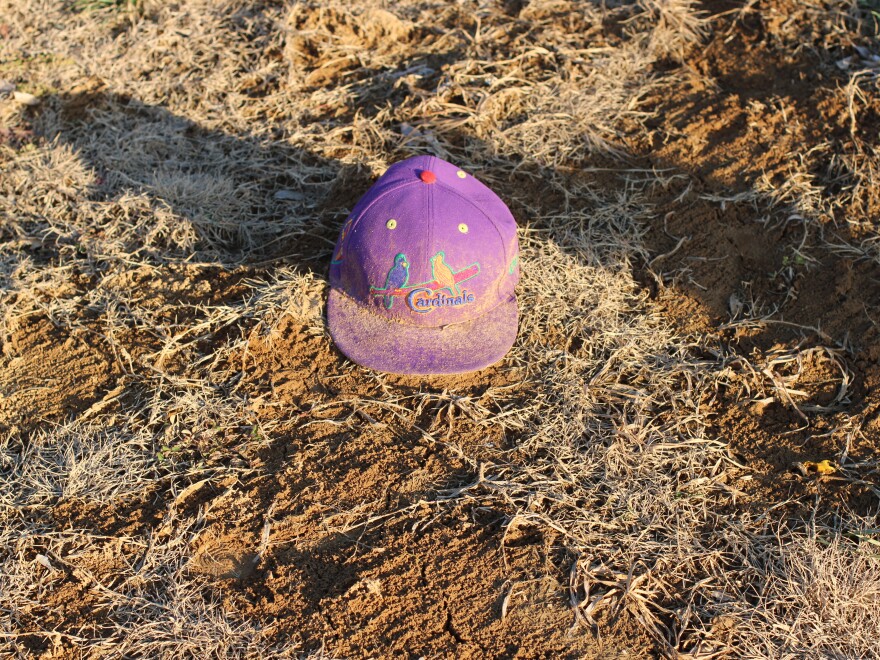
[12, 91, 39, 106]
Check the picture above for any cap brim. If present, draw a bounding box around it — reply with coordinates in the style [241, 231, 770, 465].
[327, 289, 518, 376]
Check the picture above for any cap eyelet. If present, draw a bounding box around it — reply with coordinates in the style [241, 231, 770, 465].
[456, 170, 467, 179]
[458, 223, 468, 234]
[386, 218, 397, 229]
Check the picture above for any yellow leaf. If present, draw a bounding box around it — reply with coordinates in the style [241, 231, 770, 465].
[803, 460, 836, 475]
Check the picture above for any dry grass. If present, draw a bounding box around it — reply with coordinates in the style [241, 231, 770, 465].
[1, 0, 879, 658]
[0, 520, 312, 658]
[719, 519, 880, 660]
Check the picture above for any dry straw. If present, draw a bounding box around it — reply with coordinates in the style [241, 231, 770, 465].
[1, 0, 878, 657]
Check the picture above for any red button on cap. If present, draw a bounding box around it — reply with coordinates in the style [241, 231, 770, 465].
[419, 170, 437, 184]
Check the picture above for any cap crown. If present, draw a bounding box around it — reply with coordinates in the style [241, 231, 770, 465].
[329, 156, 519, 328]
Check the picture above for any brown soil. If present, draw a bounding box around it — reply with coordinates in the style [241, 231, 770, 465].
[631, 0, 880, 518]
[12, 300, 654, 658]
[3, 0, 879, 657]
[0, 315, 119, 431]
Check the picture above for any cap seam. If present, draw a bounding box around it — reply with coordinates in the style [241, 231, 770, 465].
[347, 178, 421, 240]
[434, 179, 514, 264]
[426, 155, 436, 281]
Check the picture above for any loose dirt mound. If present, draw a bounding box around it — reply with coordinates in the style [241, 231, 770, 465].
[0, 316, 119, 430]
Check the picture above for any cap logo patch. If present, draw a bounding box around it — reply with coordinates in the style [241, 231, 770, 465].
[370, 250, 480, 312]
[407, 288, 475, 313]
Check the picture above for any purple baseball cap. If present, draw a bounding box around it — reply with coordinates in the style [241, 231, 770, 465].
[328, 155, 520, 375]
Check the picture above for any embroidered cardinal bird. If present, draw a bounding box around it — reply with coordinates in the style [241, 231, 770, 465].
[382, 253, 409, 308]
[431, 251, 459, 295]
